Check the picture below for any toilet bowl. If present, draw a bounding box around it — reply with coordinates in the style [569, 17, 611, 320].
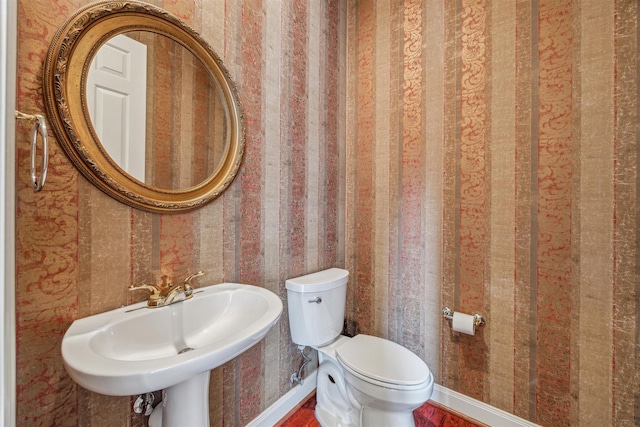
[285, 269, 434, 427]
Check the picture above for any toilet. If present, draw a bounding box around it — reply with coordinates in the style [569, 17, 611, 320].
[285, 268, 434, 427]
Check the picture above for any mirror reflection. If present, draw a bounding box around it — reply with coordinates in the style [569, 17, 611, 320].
[87, 31, 229, 190]
[43, 0, 245, 213]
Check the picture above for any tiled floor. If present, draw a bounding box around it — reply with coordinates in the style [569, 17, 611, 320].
[280, 394, 484, 427]
[413, 401, 485, 427]
[280, 394, 319, 427]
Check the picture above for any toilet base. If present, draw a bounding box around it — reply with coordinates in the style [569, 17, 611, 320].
[361, 407, 416, 427]
[315, 402, 418, 427]
[315, 357, 360, 426]
[315, 405, 358, 427]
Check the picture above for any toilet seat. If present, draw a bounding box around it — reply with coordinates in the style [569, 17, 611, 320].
[336, 334, 431, 391]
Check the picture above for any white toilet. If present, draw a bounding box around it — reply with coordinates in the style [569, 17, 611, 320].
[285, 268, 434, 427]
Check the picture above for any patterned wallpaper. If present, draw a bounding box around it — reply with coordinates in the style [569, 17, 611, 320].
[345, 1, 639, 426]
[15, 0, 344, 425]
[14, 0, 640, 426]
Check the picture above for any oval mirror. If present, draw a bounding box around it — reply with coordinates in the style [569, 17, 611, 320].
[43, 1, 244, 213]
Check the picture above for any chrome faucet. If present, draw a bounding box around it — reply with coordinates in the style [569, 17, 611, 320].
[129, 271, 205, 308]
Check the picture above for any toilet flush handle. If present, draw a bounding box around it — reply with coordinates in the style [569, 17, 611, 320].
[308, 296, 322, 304]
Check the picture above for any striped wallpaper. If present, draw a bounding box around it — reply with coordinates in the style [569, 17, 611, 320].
[15, 0, 344, 425]
[345, 1, 639, 426]
[13, 0, 640, 426]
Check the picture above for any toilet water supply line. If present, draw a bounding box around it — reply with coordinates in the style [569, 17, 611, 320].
[291, 345, 312, 386]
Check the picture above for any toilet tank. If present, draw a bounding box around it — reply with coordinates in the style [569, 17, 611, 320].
[285, 268, 349, 347]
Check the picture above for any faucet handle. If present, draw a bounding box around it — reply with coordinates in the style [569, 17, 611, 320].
[183, 271, 205, 286]
[128, 284, 162, 298]
[181, 271, 205, 294]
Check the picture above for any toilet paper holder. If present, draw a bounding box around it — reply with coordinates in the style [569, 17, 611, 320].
[442, 307, 485, 327]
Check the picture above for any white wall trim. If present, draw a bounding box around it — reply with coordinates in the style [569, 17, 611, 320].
[246, 369, 317, 427]
[428, 384, 541, 427]
[0, 0, 17, 424]
[248, 372, 541, 427]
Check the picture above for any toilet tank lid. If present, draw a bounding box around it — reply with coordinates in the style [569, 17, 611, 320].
[285, 268, 349, 292]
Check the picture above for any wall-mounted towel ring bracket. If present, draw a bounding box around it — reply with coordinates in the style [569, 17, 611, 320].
[15, 111, 48, 192]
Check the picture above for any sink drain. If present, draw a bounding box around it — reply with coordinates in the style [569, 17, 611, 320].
[178, 347, 194, 354]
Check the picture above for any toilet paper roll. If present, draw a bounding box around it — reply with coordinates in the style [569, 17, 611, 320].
[452, 312, 475, 335]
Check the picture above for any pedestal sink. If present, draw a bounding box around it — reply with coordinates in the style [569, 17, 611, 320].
[62, 283, 283, 426]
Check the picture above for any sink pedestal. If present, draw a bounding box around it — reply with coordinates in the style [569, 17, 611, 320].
[149, 371, 211, 427]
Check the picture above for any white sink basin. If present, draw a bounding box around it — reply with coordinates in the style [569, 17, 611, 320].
[62, 283, 283, 397]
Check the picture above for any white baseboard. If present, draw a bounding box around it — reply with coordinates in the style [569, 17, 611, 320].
[248, 371, 539, 427]
[430, 384, 541, 427]
[247, 369, 317, 427]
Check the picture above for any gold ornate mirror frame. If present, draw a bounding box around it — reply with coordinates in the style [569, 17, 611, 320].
[43, 0, 244, 213]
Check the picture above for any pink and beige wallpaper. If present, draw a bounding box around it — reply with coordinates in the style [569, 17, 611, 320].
[345, 0, 639, 426]
[13, 0, 640, 426]
[15, 0, 344, 425]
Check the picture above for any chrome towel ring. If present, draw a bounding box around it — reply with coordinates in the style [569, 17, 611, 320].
[15, 111, 48, 192]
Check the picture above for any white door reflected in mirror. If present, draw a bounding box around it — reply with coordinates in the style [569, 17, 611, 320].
[87, 34, 147, 182]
